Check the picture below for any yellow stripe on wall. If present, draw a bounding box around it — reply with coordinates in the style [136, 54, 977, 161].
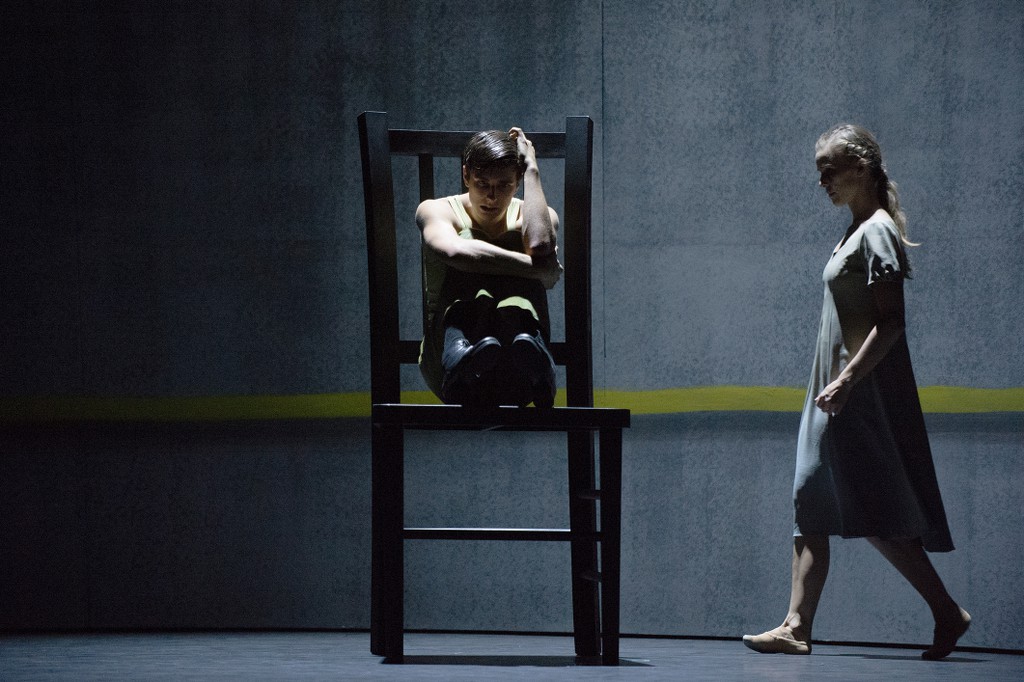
[594, 387, 806, 414]
[917, 386, 1024, 414]
[0, 393, 373, 423]
[1, 386, 1022, 423]
[598, 386, 1024, 415]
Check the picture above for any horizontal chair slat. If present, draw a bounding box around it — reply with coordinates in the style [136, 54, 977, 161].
[405, 527, 602, 542]
[389, 129, 567, 157]
[372, 404, 631, 430]
[399, 340, 420, 364]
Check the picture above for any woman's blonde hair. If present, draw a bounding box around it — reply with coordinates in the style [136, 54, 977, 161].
[817, 124, 916, 249]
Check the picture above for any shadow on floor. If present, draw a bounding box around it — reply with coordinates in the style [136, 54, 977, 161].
[386, 654, 650, 667]
[830, 652, 987, 664]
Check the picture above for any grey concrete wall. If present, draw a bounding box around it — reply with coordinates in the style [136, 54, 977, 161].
[2, 0, 1022, 651]
[602, 0, 1024, 390]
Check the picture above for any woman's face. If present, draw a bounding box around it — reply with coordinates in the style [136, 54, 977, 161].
[815, 144, 865, 207]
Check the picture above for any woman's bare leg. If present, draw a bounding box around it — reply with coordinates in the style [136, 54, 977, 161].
[867, 537, 970, 659]
[743, 535, 829, 654]
[785, 535, 830, 638]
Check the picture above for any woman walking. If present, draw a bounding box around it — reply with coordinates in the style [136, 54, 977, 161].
[742, 124, 970, 660]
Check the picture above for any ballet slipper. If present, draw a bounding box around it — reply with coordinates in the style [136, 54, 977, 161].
[742, 624, 811, 655]
[922, 607, 971, 660]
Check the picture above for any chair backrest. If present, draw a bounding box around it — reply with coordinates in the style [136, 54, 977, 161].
[358, 112, 595, 408]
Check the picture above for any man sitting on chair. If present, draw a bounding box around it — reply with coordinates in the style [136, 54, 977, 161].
[416, 127, 563, 407]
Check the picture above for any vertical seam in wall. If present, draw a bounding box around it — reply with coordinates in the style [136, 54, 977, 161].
[65, 3, 94, 629]
[600, 0, 607, 368]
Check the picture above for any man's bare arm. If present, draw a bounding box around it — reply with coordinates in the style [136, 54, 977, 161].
[417, 199, 562, 289]
[509, 127, 558, 256]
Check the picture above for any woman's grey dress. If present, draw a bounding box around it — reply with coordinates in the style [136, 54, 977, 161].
[793, 216, 954, 552]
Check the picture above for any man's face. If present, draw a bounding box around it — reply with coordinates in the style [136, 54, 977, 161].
[463, 165, 520, 222]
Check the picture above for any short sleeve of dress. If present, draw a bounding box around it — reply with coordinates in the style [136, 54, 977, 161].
[860, 219, 906, 286]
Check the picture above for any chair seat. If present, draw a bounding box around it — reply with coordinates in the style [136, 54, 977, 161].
[372, 403, 630, 431]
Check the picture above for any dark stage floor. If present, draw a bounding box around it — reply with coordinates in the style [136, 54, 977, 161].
[1, 631, 1021, 681]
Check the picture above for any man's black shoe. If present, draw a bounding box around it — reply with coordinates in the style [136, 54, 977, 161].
[510, 332, 556, 408]
[441, 336, 502, 405]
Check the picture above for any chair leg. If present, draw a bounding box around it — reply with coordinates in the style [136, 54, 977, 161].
[598, 428, 623, 665]
[368, 425, 385, 655]
[371, 423, 405, 661]
[370, 425, 384, 655]
[567, 431, 600, 658]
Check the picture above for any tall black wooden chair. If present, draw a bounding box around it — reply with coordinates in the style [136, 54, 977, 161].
[358, 111, 630, 665]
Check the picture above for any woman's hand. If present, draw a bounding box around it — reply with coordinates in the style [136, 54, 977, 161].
[814, 280, 906, 418]
[815, 378, 853, 417]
